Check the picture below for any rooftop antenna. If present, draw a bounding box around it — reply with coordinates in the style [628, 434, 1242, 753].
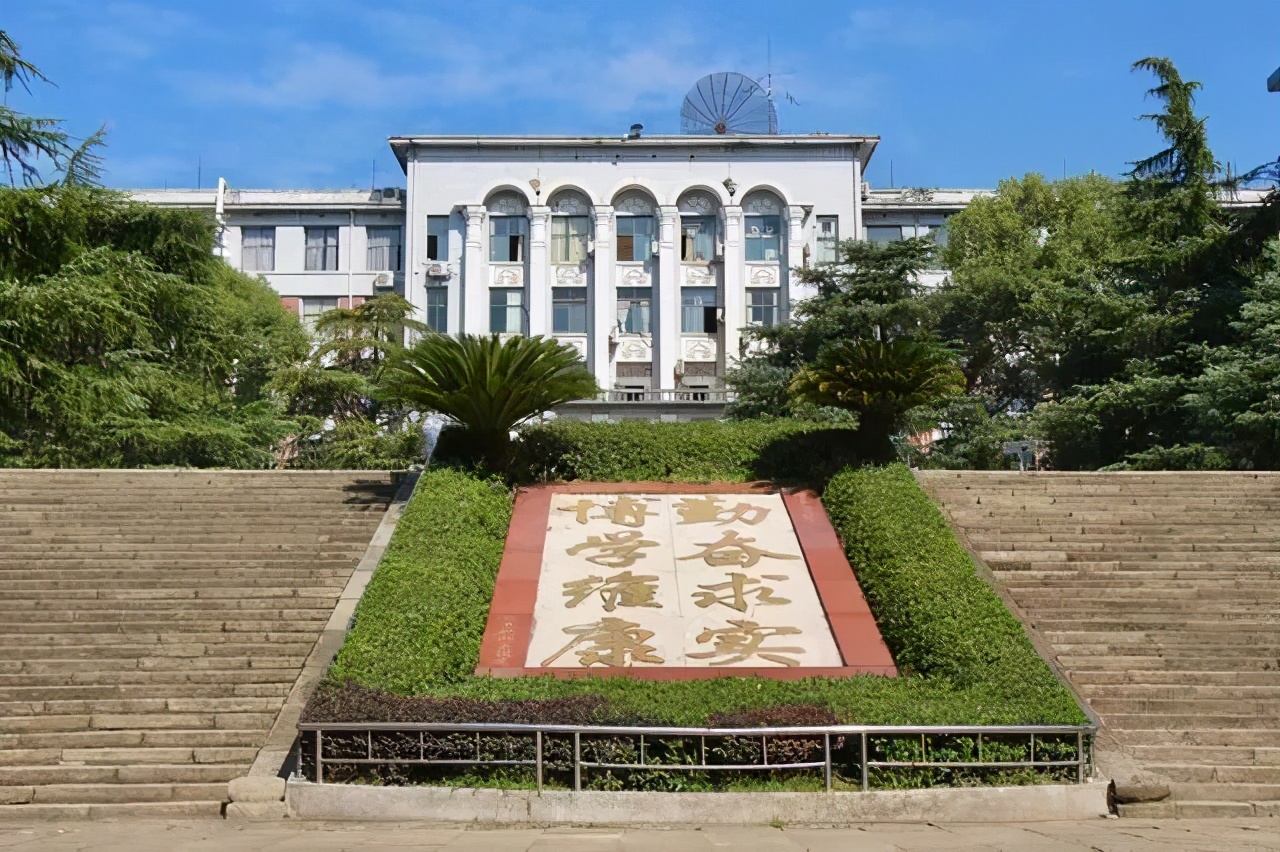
[197, 157, 201, 190]
[371, 158, 376, 191]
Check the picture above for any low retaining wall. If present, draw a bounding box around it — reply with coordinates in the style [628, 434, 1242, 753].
[286, 780, 1109, 825]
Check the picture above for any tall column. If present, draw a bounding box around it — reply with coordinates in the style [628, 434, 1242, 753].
[590, 206, 615, 390]
[462, 205, 487, 334]
[785, 205, 809, 316]
[656, 206, 680, 391]
[527, 205, 551, 337]
[721, 205, 745, 369]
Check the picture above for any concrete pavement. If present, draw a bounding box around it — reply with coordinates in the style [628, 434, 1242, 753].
[2, 818, 1280, 851]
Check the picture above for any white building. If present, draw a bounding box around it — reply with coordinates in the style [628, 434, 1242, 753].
[136, 133, 1264, 418]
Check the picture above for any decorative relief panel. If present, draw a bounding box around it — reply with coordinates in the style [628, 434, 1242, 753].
[617, 266, 651, 287]
[549, 191, 590, 215]
[614, 192, 655, 216]
[747, 265, 779, 287]
[678, 192, 717, 215]
[683, 266, 714, 287]
[555, 336, 588, 358]
[492, 266, 525, 287]
[616, 338, 652, 362]
[743, 193, 781, 215]
[555, 265, 586, 286]
[488, 192, 528, 215]
[682, 337, 718, 362]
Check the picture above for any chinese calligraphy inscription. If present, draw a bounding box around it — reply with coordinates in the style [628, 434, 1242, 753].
[525, 493, 843, 669]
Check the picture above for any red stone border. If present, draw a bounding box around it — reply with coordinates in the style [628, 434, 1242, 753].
[475, 482, 897, 679]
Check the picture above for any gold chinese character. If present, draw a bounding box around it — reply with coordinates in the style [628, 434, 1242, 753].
[673, 496, 770, 526]
[677, 530, 799, 569]
[566, 530, 659, 568]
[689, 619, 804, 667]
[692, 572, 790, 612]
[541, 617, 665, 667]
[558, 496, 656, 528]
[562, 570, 662, 611]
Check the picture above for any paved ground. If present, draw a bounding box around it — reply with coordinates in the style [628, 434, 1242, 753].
[2, 819, 1280, 851]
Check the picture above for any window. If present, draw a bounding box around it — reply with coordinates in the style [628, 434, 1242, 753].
[616, 216, 655, 262]
[305, 226, 339, 271]
[681, 287, 718, 334]
[930, 219, 950, 248]
[745, 215, 781, 261]
[866, 225, 904, 244]
[426, 216, 449, 261]
[425, 287, 447, 333]
[616, 286, 652, 334]
[815, 216, 838, 264]
[489, 217, 527, 263]
[241, 227, 275, 272]
[552, 287, 588, 334]
[489, 288, 525, 334]
[680, 216, 716, 262]
[747, 288, 780, 327]
[301, 297, 339, 334]
[366, 226, 402, 272]
[551, 216, 590, 264]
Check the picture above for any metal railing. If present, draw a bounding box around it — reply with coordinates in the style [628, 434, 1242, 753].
[296, 722, 1093, 792]
[596, 389, 735, 403]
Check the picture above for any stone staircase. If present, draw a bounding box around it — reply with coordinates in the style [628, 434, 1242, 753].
[918, 471, 1280, 819]
[0, 470, 397, 818]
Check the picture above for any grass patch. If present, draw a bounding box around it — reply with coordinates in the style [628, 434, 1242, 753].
[322, 461, 1085, 727]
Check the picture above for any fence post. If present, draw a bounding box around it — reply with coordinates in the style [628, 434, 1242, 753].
[824, 733, 832, 792]
[536, 731, 543, 792]
[860, 732, 868, 792]
[315, 729, 324, 784]
[1077, 731, 1085, 783]
[573, 732, 581, 792]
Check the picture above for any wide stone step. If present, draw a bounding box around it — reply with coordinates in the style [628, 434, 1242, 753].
[0, 800, 224, 819]
[0, 763, 243, 785]
[1169, 782, 1280, 802]
[1069, 671, 1280, 686]
[1128, 745, 1280, 765]
[0, 696, 283, 717]
[0, 728, 268, 751]
[0, 683, 291, 702]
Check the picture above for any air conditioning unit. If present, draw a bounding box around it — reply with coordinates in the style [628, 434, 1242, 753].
[424, 263, 450, 278]
[373, 273, 393, 289]
[861, 180, 871, 199]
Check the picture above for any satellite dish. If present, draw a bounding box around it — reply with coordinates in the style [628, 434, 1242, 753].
[680, 72, 778, 135]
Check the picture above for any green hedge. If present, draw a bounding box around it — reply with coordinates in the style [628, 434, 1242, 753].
[512, 419, 861, 484]
[322, 462, 1085, 727]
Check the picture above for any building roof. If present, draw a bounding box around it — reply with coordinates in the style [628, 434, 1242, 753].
[127, 187, 404, 211]
[388, 134, 880, 172]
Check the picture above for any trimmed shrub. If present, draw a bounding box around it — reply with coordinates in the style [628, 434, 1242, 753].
[513, 419, 862, 484]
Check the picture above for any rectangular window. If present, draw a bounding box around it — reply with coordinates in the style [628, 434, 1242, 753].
[815, 216, 839, 264]
[681, 286, 718, 334]
[425, 288, 448, 333]
[301, 297, 339, 334]
[747, 288, 780, 327]
[930, 219, 950, 248]
[241, 227, 275, 272]
[745, 215, 781, 261]
[304, 226, 339, 271]
[552, 287, 588, 334]
[866, 225, 904, 244]
[616, 216, 655, 262]
[680, 216, 716, 262]
[366, 226, 402, 272]
[551, 216, 589, 264]
[489, 217, 528, 263]
[489, 288, 525, 334]
[426, 216, 450, 261]
[616, 286, 652, 334]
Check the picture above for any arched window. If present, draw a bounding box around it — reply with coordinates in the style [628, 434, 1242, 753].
[742, 190, 784, 262]
[677, 190, 720, 263]
[613, 190, 656, 263]
[548, 190, 591, 265]
[486, 191, 528, 263]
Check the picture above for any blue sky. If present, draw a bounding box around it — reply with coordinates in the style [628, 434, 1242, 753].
[6, 0, 1279, 191]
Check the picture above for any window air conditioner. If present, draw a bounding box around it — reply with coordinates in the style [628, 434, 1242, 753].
[424, 263, 449, 278]
[373, 273, 393, 289]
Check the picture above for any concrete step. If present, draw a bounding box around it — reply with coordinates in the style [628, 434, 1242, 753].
[0, 729, 268, 751]
[0, 800, 225, 819]
[0, 763, 243, 785]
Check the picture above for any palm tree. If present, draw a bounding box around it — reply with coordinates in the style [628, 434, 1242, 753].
[789, 339, 966, 462]
[380, 334, 599, 471]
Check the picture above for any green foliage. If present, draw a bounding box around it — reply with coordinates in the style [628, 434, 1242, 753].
[905, 397, 1024, 470]
[322, 457, 1085, 729]
[328, 469, 514, 689]
[0, 187, 308, 468]
[381, 334, 599, 472]
[790, 340, 966, 461]
[512, 419, 861, 485]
